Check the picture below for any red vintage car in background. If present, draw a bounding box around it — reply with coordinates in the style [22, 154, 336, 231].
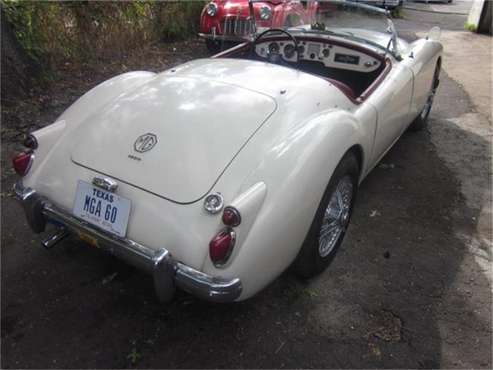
[199, 0, 319, 52]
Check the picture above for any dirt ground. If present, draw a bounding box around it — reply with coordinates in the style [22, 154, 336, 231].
[1, 2, 491, 368]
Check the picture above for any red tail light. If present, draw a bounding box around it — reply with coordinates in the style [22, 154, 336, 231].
[222, 206, 241, 227]
[209, 228, 236, 266]
[23, 134, 38, 150]
[12, 151, 34, 176]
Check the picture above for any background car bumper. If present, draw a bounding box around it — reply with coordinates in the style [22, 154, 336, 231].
[353, 0, 401, 8]
[13, 181, 242, 303]
[198, 32, 249, 42]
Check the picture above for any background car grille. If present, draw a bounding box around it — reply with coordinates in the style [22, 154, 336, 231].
[222, 16, 254, 37]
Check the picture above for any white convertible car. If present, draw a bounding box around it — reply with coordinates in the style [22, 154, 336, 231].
[13, 1, 442, 302]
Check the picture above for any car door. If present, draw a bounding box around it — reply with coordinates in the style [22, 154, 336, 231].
[365, 20, 415, 165]
[366, 59, 414, 165]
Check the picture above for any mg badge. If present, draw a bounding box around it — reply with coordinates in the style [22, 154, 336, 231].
[134, 133, 157, 153]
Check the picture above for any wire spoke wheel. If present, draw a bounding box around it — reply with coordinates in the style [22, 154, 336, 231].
[293, 153, 359, 279]
[318, 175, 353, 258]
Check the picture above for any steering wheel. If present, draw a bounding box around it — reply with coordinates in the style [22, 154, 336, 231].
[252, 28, 299, 67]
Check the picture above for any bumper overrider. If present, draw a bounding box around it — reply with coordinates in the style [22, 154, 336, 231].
[13, 181, 242, 303]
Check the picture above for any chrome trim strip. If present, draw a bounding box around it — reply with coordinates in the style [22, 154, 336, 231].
[13, 181, 243, 303]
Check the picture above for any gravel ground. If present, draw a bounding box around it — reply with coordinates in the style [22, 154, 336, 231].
[1, 3, 491, 368]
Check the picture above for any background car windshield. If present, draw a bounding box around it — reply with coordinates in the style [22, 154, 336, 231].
[253, 0, 392, 50]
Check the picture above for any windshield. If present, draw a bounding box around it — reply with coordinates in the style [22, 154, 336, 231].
[247, 0, 397, 55]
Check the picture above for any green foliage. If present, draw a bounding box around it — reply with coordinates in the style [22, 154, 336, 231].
[390, 7, 403, 19]
[154, 1, 205, 41]
[1, 0, 206, 69]
[464, 22, 477, 32]
[126, 345, 142, 365]
[2, 0, 70, 63]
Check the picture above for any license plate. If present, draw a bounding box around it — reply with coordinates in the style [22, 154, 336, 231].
[73, 180, 131, 237]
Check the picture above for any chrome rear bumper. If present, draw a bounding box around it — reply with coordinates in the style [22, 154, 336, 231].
[13, 181, 242, 303]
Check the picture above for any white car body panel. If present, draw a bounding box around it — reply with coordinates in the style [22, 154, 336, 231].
[403, 39, 443, 115]
[70, 74, 277, 203]
[20, 28, 443, 300]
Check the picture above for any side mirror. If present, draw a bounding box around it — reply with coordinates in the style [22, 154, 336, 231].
[428, 26, 441, 41]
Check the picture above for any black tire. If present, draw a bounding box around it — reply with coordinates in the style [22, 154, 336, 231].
[292, 152, 359, 279]
[408, 62, 441, 132]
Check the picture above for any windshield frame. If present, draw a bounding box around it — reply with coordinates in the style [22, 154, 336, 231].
[248, 0, 400, 58]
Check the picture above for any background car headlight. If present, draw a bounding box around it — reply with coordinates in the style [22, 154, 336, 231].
[259, 6, 272, 20]
[206, 2, 218, 17]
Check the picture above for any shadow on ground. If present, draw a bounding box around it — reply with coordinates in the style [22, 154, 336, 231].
[1, 74, 491, 369]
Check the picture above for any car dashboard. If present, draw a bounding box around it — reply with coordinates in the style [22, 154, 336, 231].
[254, 40, 382, 73]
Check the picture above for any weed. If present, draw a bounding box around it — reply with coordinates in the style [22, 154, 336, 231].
[464, 22, 477, 32]
[126, 343, 142, 365]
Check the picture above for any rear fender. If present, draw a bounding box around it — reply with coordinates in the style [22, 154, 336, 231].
[24, 71, 157, 184]
[404, 39, 443, 115]
[57, 71, 157, 126]
[202, 109, 365, 299]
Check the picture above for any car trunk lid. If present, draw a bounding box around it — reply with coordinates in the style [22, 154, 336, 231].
[70, 75, 276, 203]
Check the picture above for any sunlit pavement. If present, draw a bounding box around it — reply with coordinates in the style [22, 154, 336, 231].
[405, 0, 473, 15]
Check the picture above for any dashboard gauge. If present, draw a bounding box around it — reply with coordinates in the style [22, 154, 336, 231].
[284, 44, 296, 59]
[307, 43, 321, 57]
[268, 42, 280, 54]
[322, 48, 330, 58]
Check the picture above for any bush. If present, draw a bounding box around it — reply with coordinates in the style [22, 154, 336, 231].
[1, 0, 206, 69]
[153, 1, 205, 41]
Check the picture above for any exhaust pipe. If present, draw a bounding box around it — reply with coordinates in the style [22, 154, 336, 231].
[42, 228, 69, 249]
